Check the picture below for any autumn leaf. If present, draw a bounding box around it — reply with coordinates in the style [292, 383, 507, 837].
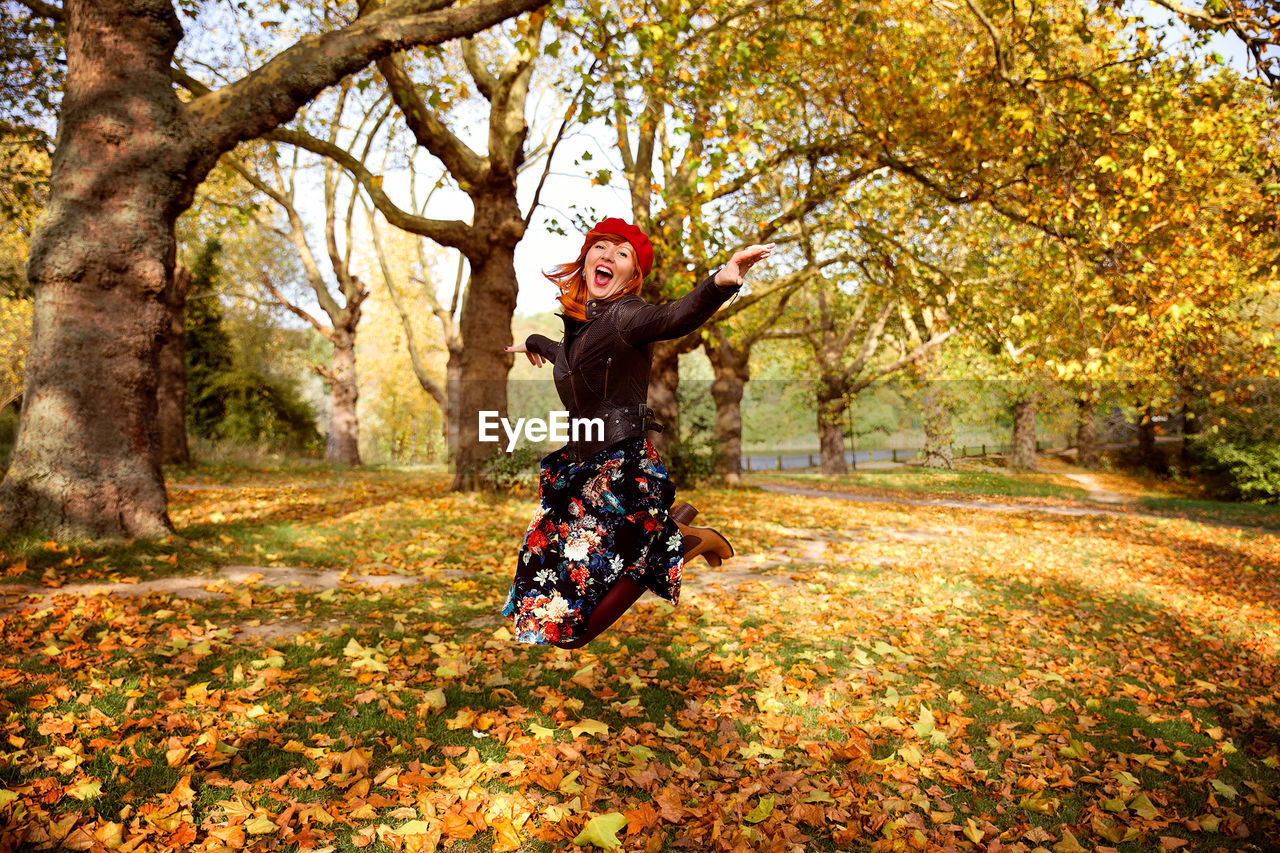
[1210, 779, 1238, 800]
[390, 819, 437, 837]
[1053, 828, 1088, 853]
[244, 815, 278, 835]
[570, 719, 609, 738]
[573, 813, 628, 850]
[65, 778, 101, 801]
[1129, 792, 1159, 820]
[744, 796, 775, 824]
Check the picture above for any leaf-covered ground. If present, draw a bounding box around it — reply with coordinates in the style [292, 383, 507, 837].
[1, 466, 1277, 852]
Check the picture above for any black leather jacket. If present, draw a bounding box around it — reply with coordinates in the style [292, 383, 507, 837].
[525, 271, 739, 462]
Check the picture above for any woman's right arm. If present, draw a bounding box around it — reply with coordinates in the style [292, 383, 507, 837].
[506, 334, 561, 368]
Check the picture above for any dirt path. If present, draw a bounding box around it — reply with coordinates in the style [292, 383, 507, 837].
[0, 564, 436, 619]
[1058, 472, 1131, 505]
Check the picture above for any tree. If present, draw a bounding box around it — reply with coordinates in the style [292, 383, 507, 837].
[590, 0, 869, 460]
[703, 261, 839, 485]
[269, 8, 561, 487]
[1, 0, 545, 538]
[227, 82, 387, 466]
[157, 265, 190, 465]
[363, 177, 459, 455]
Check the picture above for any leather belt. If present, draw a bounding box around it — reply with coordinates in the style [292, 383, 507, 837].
[563, 403, 665, 463]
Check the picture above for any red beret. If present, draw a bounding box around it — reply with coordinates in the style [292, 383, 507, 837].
[588, 217, 653, 277]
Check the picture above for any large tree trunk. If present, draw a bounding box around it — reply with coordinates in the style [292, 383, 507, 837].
[816, 383, 849, 475]
[921, 380, 954, 469]
[326, 331, 361, 465]
[451, 240, 517, 490]
[157, 265, 190, 465]
[0, 0, 546, 538]
[1009, 392, 1038, 470]
[1076, 393, 1099, 469]
[707, 342, 749, 486]
[0, 0, 186, 538]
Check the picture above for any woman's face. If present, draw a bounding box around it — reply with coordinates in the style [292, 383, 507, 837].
[584, 238, 637, 301]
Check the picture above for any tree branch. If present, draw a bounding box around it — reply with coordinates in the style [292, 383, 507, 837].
[227, 153, 347, 325]
[12, 0, 63, 21]
[460, 38, 499, 101]
[265, 126, 479, 256]
[259, 273, 336, 343]
[365, 204, 447, 406]
[376, 52, 485, 184]
[187, 0, 549, 156]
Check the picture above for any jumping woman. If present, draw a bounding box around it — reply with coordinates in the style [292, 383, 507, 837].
[501, 217, 773, 648]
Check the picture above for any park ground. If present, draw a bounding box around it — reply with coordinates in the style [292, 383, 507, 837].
[0, 457, 1277, 852]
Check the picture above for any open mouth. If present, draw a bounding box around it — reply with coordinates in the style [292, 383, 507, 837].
[593, 266, 615, 288]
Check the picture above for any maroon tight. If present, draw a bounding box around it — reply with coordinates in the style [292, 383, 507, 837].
[553, 575, 647, 649]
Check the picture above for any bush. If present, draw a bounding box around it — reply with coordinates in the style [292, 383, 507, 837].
[1189, 434, 1280, 504]
[482, 445, 543, 494]
[1187, 380, 1280, 504]
[0, 403, 17, 473]
[200, 368, 321, 455]
[665, 407, 722, 488]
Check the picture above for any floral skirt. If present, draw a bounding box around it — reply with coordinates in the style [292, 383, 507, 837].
[502, 436, 685, 645]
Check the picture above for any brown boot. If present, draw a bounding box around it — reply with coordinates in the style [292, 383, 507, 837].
[670, 502, 733, 567]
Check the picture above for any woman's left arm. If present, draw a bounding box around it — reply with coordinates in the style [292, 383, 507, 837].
[617, 244, 774, 345]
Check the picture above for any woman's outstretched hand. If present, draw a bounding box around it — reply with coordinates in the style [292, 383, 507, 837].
[715, 243, 775, 288]
[505, 342, 547, 367]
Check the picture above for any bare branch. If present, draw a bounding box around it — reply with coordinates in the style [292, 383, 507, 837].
[365, 204, 447, 405]
[265, 126, 479, 255]
[259, 273, 336, 343]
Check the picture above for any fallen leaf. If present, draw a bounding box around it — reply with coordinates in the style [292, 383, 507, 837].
[573, 813, 628, 850]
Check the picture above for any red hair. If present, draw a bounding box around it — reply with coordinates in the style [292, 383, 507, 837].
[545, 228, 645, 321]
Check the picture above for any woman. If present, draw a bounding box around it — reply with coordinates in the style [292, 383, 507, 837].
[501, 217, 773, 648]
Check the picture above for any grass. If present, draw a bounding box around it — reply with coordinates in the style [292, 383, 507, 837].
[748, 462, 1093, 501]
[1135, 495, 1280, 531]
[0, 463, 1277, 851]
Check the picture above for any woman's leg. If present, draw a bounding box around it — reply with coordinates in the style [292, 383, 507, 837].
[554, 576, 646, 649]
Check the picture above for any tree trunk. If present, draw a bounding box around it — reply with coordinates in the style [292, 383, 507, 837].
[707, 342, 749, 486]
[816, 383, 849, 475]
[326, 331, 361, 465]
[0, 0, 186, 538]
[0, 0, 545, 537]
[1009, 392, 1038, 470]
[445, 344, 462, 462]
[1179, 401, 1199, 467]
[1137, 405, 1165, 473]
[157, 265, 190, 465]
[921, 380, 954, 469]
[646, 339, 682, 459]
[1076, 394, 1099, 469]
[450, 244, 516, 490]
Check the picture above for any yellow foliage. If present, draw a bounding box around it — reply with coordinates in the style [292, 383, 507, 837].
[0, 295, 33, 409]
